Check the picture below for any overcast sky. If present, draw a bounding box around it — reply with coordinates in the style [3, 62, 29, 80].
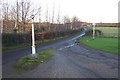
[2, 0, 120, 23]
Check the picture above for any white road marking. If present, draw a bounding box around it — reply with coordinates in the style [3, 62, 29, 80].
[68, 33, 85, 42]
[59, 33, 85, 50]
[59, 44, 75, 50]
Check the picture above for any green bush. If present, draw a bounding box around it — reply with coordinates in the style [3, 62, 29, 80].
[2, 29, 82, 47]
[2, 33, 31, 46]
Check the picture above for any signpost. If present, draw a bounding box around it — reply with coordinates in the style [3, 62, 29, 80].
[31, 15, 36, 55]
[92, 23, 96, 39]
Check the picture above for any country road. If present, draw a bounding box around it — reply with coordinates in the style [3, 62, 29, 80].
[2, 29, 86, 65]
[2, 28, 118, 78]
[3, 40, 118, 78]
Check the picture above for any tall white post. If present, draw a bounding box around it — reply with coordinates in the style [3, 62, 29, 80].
[31, 15, 36, 55]
[92, 23, 96, 39]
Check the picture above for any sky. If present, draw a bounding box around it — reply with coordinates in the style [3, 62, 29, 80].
[2, 0, 120, 23]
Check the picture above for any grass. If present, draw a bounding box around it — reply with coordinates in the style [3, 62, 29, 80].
[79, 36, 119, 54]
[95, 27, 118, 37]
[14, 48, 53, 71]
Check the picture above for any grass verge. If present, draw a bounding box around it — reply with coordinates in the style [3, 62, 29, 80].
[14, 48, 53, 71]
[79, 36, 119, 55]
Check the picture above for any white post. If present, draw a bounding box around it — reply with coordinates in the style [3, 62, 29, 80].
[92, 23, 96, 39]
[31, 15, 36, 54]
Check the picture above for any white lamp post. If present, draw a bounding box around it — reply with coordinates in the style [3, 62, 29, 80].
[31, 15, 36, 55]
[92, 23, 96, 39]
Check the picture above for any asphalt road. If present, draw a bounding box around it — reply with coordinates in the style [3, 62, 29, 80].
[2, 29, 86, 65]
[2, 28, 118, 78]
[3, 40, 118, 78]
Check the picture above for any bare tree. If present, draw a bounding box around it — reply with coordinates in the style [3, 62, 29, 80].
[9, 0, 33, 33]
[21, 0, 32, 33]
[2, 1, 9, 20]
[56, 5, 60, 34]
[0, 1, 3, 33]
[1, 1, 10, 33]
[63, 16, 71, 30]
[48, 14, 51, 31]
[71, 16, 79, 23]
[57, 7, 60, 24]
[45, 4, 49, 32]
[38, 7, 41, 29]
[71, 16, 79, 30]
[15, 0, 19, 33]
[9, 0, 21, 33]
[52, 2, 55, 32]
[63, 16, 70, 24]
[46, 5, 48, 23]
[52, 3, 55, 24]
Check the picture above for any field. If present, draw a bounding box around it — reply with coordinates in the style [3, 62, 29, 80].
[95, 27, 118, 37]
[79, 36, 119, 54]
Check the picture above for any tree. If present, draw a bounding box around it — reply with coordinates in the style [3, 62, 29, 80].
[38, 7, 41, 29]
[10, 0, 33, 33]
[45, 4, 49, 31]
[2, 3, 9, 20]
[63, 16, 71, 30]
[0, 1, 3, 33]
[48, 14, 51, 31]
[21, 0, 32, 33]
[71, 16, 79, 30]
[57, 6, 60, 24]
[56, 5, 61, 35]
[52, 2, 55, 32]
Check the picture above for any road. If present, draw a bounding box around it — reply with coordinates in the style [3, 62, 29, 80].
[2, 28, 118, 78]
[2, 29, 85, 65]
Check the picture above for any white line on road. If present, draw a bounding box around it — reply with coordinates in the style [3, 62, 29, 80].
[59, 44, 75, 50]
[68, 33, 85, 42]
[59, 33, 85, 51]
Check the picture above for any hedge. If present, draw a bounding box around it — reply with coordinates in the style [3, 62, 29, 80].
[2, 29, 82, 47]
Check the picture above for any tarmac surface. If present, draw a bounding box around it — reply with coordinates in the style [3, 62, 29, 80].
[2, 28, 118, 78]
[3, 39, 118, 78]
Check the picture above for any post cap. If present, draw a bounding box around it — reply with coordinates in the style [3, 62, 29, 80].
[92, 23, 96, 26]
[31, 15, 34, 19]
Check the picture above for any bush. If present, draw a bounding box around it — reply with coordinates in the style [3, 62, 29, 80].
[2, 29, 82, 47]
[2, 33, 31, 46]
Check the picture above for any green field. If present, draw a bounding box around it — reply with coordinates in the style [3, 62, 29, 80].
[95, 27, 118, 37]
[79, 36, 119, 54]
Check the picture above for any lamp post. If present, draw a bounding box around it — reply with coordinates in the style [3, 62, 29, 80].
[31, 15, 36, 55]
[92, 23, 96, 39]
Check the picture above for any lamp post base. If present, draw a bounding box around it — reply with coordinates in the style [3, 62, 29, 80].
[29, 54, 38, 59]
[31, 46, 37, 59]
[32, 46, 36, 54]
